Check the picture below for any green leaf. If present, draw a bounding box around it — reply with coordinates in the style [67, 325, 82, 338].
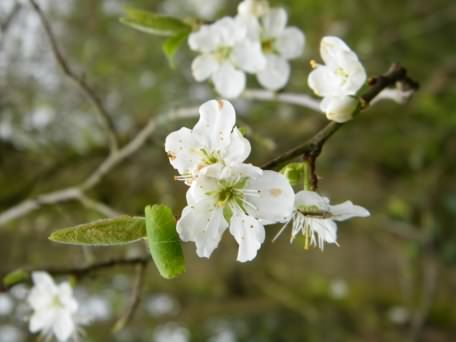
[49, 216, 146, 246]
[120, 8, 191, 37]
[3, 269, 29, 288]
[162, 31, 189, 68]
[145, 205, 185, 279]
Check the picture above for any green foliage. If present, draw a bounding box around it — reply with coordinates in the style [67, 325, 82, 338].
[145, 205, 185, 279]
[49, 216, 147, 246]
[120, 8, 191, 37]
[3, 269, 29, 288]
[162, 31, 190, 68]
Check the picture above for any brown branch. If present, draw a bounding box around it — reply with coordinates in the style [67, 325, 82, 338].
[262, 63, 419, 170]
[0, 256, 150, 292]
[28, 0, 119, 153]
[113, 263, 146, 332]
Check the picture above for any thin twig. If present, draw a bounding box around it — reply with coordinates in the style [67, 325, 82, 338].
[262, 63, 419, 170]
[113, 263, 146, 332]
[28, 0, 119, 153]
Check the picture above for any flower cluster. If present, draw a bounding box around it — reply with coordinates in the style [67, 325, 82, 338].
[166, 99, 295, 262]
[27, 272, 79, 341]
[189, 0, 305, 98]
[308, 36, 367, 122]
[165, 99, 370, 261]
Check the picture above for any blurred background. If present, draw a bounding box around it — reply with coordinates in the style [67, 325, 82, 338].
[1, 0, 456, 341]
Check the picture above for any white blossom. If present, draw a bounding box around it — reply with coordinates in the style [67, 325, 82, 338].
[165, 99, 251, 185]
[189, 17, 266, 98]
[273, 190, 370, 249]
[308, 36, 366, 122]
[27, 272, 79, 341]
[245, 7, 305, 91]
[178, 165, 294, 262]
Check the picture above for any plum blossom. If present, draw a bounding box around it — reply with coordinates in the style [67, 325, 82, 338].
[254, 8, 305, 91]
[189, 17, 266, 98]
[27, 272, 79, 341]
[178, 165, 294, 262]
[308, 36, 367, 122]
[165, 99, 251, 185]
[273, 191, 370, 250]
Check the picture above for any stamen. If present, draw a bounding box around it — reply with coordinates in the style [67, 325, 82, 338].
[272, 220, 290, 243]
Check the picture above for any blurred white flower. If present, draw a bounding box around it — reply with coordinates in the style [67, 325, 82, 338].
[0, 294, 14, 316]
[238, 0, 269, 17]
[27, 272, 78, 341]
[255, 8, 305, 91]
[274, 190, 369, 249]
[189, 17, 265, 98]
[154, 323, 189, 342]
[165, 99, 251, 184]
[308, 36, 366, 122]
[388, 306, 410, 324]
[145, 294, 178, 317]
[329, 279, 349, 299]
[0, 325, 24, 342]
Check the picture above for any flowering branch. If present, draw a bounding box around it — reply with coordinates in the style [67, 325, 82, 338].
[262, 63, 419, 170]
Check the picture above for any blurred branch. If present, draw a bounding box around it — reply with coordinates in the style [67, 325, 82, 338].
[113, 263, 146, 332]
[0, 256, 150, 292]
[242, 89, 321, 112]
[262, 63, 419, 170]
[28, 0, 119, 154]
[0, 2, 21, 34]
[0, 106, 198, 228]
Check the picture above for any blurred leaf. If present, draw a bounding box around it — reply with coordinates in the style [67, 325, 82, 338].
[49, 216, 146, 246]
[162, 31, 190, 68]
[145, 205, 185, 279]
[120, 8, 191, 37]
[3, 269, 29, 288]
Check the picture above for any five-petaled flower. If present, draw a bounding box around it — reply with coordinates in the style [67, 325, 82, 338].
[249, 7, 305, 91]
[178, 165, 294, 262]
[274, 190, 370, 249]
[308, 36, 366, 122]
[189, 17, 266, 98]
[27, 272, 79, 342]
[165, 99, 251, 185]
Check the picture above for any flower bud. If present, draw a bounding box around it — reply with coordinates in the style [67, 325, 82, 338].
[320, 96, 359, 123]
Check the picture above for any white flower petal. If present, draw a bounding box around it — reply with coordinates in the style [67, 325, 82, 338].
[294, 190, 330, 211]
[212, 63, 246, 98]
[188, 25, 220, 52]
[223, 127, 251, 164]
[177, 202, 228, 258]
[29, 309, 56, 333]
[193, 99, 236, 150]
[229, 212, 265, 262]
[338, 51, 367, 94]
[310, 218, 338, 245]
[320, 36, 352, 68]
[257, 54, 290, 91]
[261, 8, 287, 38]
[58, 283, 78, 313]
[246, 170, 294, 223]
[213, 17, 246, 46]
[31, 272, 56, 291]
[320, 96, 358, 123]
[276, 27, 305, 59]
[330, 201, 370, 221]
[191, 54, 219, 81]
[187, 176, 219, 204]
[165, 127, 203, 175]
[232, 40, 266, 73]
[53, 312, 75, 342]
[238, 0, 269, 17]
[236, 14, 261, 40]
[308, 65, 343, 97]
